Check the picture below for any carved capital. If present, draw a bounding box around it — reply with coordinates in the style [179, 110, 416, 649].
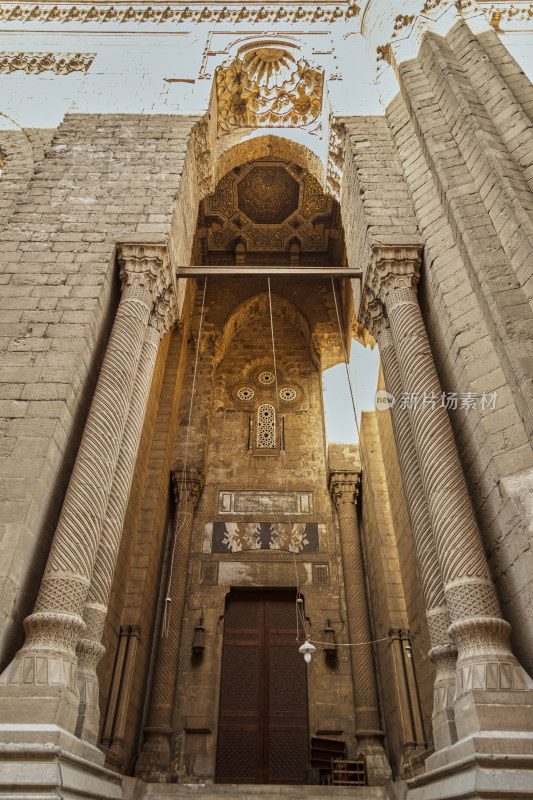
[151, 284, 179, 338]
[172, 469, 204, 510]
[362, 289, 389, 342]
[117, 243, 169, 297]
[371, 244, 422, 298]
[329, 471, 360, 508]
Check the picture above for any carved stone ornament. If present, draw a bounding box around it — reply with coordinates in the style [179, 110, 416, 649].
[0, 52, 95, 74]
[193, 119, 214, 199]
[117, 243, 171, 297]
[0, 3, 360, 26]
[326, 116, 345, 201]
[216, 47, 324, 133]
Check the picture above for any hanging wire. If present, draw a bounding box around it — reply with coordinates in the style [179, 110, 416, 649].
[266, 278, 306, 642]
[329, 277, 409, 636]
[162, 277, 208, 637]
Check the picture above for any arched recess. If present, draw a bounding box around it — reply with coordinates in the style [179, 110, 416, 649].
[214, 133, 326, 189]
[215, 291, 319, 368]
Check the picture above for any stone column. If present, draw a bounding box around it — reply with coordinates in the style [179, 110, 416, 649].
[0, 244, 169, 734]
[329, 472, 392, 785]
[76, 284, 178, 744]
[364, 296, 457, 750]
[371, 244, 533, 739]
[135, 470, 203, 783]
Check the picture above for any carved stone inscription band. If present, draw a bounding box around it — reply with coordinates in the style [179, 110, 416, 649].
[371, 245, 533, 736]
[329, 472, 392, 785]
[364, 299, 456, 750]
[0, 244, 173, 733]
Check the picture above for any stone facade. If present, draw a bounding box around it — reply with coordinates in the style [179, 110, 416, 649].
[0, 1, 533, 798]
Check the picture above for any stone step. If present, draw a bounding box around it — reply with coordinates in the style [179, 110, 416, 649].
[142, 784, 388, 800]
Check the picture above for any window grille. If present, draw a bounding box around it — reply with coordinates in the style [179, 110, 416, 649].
[257, 403, 276, 448]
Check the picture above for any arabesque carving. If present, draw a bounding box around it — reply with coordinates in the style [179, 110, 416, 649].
[216, 48, 324, 133]
[0, 52, 95, 74]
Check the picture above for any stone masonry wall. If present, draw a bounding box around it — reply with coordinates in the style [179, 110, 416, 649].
[386, 21, 533, 673]
[0, 112, 201, 670]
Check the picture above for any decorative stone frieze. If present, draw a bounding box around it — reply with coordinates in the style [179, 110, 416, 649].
[135, 470, 204, 782]
[0, 243, 171, 734]
[369, 243, 533, 740]
[216, 47, 324, 133]
[329, 471, 392, 785]
[0, 52, 95, 74]
[0, 2, 361, 26]
[363, 292, 457, 749]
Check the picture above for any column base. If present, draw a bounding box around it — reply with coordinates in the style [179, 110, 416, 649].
[357, 730, 393, 785]
[134, 726, 171, 783]
[0, 723, 120, 800]
[449, 617, 533, 740]
[407, 732, 533, 800]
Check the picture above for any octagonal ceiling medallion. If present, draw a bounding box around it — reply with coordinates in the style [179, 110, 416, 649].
[238, 166, 299, 224]
[216, 46, 324, 133]
[200, 159, 339, 262]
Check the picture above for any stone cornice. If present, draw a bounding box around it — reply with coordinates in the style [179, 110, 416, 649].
[0, 2, 360, 26]
[0, 51, 94, 74]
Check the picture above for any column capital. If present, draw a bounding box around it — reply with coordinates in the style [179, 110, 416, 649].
[361, 288, 389, 342]
[151, 284, 179, 338]
[171, 469, 204, 510]
[370, 244, 422, 298]
[329, 471, 360, 507]
[117, 243, 170, 296]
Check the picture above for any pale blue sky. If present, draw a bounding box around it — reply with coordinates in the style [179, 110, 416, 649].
[322, 340, 380, 443]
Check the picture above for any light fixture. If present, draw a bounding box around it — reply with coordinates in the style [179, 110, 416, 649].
[192, 618, 206, 654]
[299, 639, 316, 663]
[323, 620, 336, 656]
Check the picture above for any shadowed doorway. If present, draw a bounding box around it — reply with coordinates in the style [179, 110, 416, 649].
[215, 589, 309, 784]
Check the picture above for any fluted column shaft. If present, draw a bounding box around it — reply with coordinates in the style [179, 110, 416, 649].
[0, 243, 170, 734]
[329, 472, 392, 785]
[367, 302, 457, 749]
[76, 283, 177, 743]
[135, 472, 203, 783]
[372, 244, 532, 738]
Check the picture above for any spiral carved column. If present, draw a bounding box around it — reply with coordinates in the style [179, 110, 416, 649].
[76, 284, 178, 744]
[329, 472, 392, 785]
[371, 244, 533, 739]
[135, 470, 203, 783]
[0, 243, 170, 733]
[364, 297, 457, 750]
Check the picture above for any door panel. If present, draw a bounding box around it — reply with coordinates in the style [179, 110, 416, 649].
[215, 590, 309, 784]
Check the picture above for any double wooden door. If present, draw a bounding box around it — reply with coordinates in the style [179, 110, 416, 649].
[215, 590, 309, 784]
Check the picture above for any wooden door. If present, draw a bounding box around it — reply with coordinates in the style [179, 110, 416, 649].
[215, 590, 309, 784]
